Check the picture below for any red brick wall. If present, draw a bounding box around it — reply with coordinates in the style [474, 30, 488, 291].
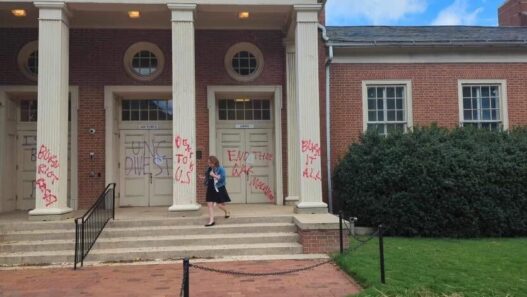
[0, 28, 287, 208]
[499, 0, 527, 26]
[298, 229, 349, 254]
[195, 30, 286, 204]
[330, 63, 527, 169]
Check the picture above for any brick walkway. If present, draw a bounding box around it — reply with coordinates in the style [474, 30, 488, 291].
[0, 260, 361, 297]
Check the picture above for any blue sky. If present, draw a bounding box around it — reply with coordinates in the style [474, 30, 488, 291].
[326, 0, 505, 26]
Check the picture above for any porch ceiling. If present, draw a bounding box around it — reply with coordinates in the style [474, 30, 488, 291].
[0, 2, 295, 30]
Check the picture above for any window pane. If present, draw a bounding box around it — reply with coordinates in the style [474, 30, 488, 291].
[387, 87, 395, 98]
[490, 86, 498, 96]
[387, 99, 395, 110]
[482, 98, 490, 109]
[245, 109, 253, 120]
[367, 88, 376, 98]
[464, 110, 472, 120]
[368, 99, 376, 110]
[219, 109, 227, 120]
[377, 99, 383, 109]
[253, 100, 261, 109]
[397, 111, 404, 121]
[376, 88, 384, 99]
[396, 87, 404, 98]
[262, 100, 270, 109]
[462, 87, 471, 98]
[236, 110, 244, 120]
[387, 111, 396, 121]
[262, 110, 271, 120]
[227, 110, 235, 120]
[368, 111, 377, 121]
[396, 99, 403, 109]
[377, 111, 384, 121]
[254, 109, 262, 120]
[463, 99, 471, 109]
[481, 87, 490, 97]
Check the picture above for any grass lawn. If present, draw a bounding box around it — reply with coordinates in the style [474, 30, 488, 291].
[335, 237, 527, 297]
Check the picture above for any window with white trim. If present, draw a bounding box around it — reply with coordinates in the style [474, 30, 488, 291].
[363, 82, 412, 135]
[460, 84, 503, 130]
[218, 99, 271, 121]
[123, 42, 165, 81]
[121, 99, 173, 121]
[224, 43, 264, 82]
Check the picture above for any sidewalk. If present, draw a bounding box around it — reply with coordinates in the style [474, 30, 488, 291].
[0, 259, 361, 297]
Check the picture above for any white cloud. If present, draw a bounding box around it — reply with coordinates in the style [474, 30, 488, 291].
[431, 0, 484, 25]
[326, 0, 428, 25]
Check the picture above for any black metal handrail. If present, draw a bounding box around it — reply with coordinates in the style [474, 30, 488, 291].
[74, 183, 116, 270]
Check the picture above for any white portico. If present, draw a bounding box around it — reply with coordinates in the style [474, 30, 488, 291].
[0, 0, 329, 218]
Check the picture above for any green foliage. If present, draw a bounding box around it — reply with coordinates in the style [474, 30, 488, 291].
[335, 237, 527, 297]
[333, 125, 527, 237]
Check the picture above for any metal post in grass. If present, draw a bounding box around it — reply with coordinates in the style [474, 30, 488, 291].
[183, 257, 190, 297]
[339, 211, 344, 254]
[378, 224, 386, 284]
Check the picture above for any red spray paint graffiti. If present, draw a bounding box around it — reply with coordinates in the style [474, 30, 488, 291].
[249, 176, 275, 202]
[174, 135, 194, 184]
[301, 139, 322, 181]
[36, 144, 60, 207]
[227, 150, 274, 177]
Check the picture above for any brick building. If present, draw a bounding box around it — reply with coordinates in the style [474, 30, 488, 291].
[0, 0, 526, 219]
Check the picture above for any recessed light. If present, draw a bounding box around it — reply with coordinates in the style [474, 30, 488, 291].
[12, 9, 27, 17]
[128, 11, 140, 19]
[235, 98, 251, 102]
[238, 11, 250, 20]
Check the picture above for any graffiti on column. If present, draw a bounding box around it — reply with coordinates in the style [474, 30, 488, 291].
[301, 139, 322, 181]
[227, 149, 275, 201]
[36, 144, 59, 207]
[125, 140, 172, 177]
[174, 135, 194, 184]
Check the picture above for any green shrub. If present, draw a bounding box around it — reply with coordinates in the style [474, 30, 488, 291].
[333, 125, 527, 237]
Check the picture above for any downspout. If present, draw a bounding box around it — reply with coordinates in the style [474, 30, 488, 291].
[318, 24, 334, 214]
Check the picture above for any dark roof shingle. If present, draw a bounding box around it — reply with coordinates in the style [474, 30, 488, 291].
[327, 26, 527, 46]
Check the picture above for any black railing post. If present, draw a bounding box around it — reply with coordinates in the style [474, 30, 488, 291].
[339, 211, 344, 254]
[80, 218, 85, 268]
[183, 257, 190, 297]
[74, 218, 79, 270]
[112, 187, 115, 220]
[378, 224, 385, 284]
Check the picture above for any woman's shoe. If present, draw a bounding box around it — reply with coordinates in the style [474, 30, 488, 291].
[205, 221, 215, 227]
[224, 211, 230, 219]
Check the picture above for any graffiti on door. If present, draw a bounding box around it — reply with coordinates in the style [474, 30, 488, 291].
[125, 140, 172, 177]
[227, 149, 275, 201]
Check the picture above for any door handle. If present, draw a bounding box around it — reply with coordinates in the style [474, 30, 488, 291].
[149, 173, 153, 184]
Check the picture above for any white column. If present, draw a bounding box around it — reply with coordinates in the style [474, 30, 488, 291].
[29, 2, 72, 219]
[168, 4, 201, 214]
[294, 5, 328, 213]
[285, 41, 300, 205]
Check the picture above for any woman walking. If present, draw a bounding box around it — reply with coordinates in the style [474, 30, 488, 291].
[204, 156, 231, 227]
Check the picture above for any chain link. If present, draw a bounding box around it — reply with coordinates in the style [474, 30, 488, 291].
[189, 259, 332, 277]
[347, 230, 379, 253]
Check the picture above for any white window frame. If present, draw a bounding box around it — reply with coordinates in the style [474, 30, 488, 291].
[457, 80, 509, 130]
[123, 42, 165, 82]
[17, 40, 38, 81]
[362, 80, 413, 134]
[224, 42, 264, 82]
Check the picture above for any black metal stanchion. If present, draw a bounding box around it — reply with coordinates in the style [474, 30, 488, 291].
[183, 257, 190, 297]
[378, 224, 385, 284]
[339, 211, 344, 254]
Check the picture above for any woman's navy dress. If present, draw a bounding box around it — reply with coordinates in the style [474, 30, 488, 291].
[205, 167, 231, 203]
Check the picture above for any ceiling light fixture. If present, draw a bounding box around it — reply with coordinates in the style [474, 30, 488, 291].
[238, 11, 250, 20]
[128, 11, 141, 19]
[12, 9, 27, 17]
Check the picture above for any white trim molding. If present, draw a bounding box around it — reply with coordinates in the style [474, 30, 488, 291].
[457, 79, 509, 130]
[361, 80, 413, 133]
[207, 85, 284, 206]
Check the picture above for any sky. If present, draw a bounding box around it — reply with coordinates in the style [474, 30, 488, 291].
[326, 0, 505, 26]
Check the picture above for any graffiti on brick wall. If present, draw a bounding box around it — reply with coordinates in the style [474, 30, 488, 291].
[36, 144, 59, 207]
[174, 135, 194, 184]
[125, 140, 172, 177]
[301, 139, 322, 181]
[227, 149, 275, 201]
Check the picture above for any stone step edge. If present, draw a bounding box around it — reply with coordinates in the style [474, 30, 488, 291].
[0, 232, 299, 246]
[0, 242, 303, 257]
[0, 254, 330, 270]
[1, 222, 296, 235]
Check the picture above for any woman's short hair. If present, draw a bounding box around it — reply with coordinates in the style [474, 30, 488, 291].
[208, 155, 220, 167]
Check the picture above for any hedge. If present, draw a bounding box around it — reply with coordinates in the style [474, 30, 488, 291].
[333, 125, 527, 237]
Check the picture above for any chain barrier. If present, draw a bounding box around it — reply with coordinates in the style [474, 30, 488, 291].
[189, 259, 332, 277]
[347, 229, 379, 252]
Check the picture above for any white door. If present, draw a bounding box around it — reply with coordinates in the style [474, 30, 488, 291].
[17, 132, 37, 210]
[120, 130, 173, 206]
[218, 129, 274, 204]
